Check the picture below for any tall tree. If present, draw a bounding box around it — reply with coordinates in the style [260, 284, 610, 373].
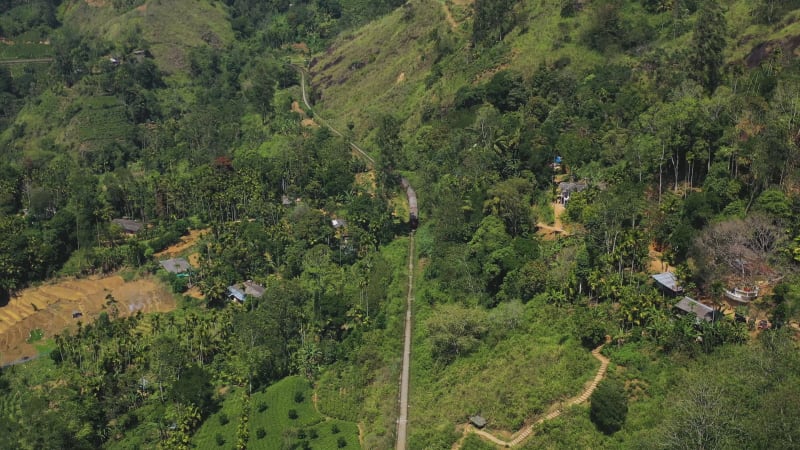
[689, 1, 726, 92]
[471, 0, 517, 46]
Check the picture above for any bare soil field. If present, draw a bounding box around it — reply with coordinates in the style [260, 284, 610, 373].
[292, 100, 319, 128]
[647, 244, 677, 274]
[155, 228, 207, 257]
[0, 275, 176, 365]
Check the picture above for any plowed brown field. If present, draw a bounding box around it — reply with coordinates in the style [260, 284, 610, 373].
[0, 275, 176, 365]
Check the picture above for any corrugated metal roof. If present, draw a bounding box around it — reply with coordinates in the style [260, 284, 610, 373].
[243, 281, 265, 298]
[159, 258, 191, 274]
[652, 272, 683, 292]
[227, 286, 246, 302]
[674, 297, 715, 322]
[558, 181, 588, 194]
[112, 218, 143, 233]
[469, 415, 487, 428]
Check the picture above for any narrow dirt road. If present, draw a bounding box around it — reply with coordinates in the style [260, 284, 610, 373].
[396, 233, 415, 449]
[295, 66, 376, 166]
[441, 1, 459, 31]
[536, 202, 569, 239]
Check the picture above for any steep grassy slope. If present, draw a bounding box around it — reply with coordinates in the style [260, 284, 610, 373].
[307, 0, 800, 144]
[307, 0, 444, 143]
[60, 0, 234, 73]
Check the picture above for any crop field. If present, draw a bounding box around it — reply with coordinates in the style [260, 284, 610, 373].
[249, 376, 360, 450]
[0, 275, 176, 365]
[191, 388, 247, 450]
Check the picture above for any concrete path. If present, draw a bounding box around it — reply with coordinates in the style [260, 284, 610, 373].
[396, 233, 415, 449]
[0, 57, 53, 65]
[453, 345, 610, 449]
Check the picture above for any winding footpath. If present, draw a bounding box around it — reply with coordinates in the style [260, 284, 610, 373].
[295, 65, 376, 166]
[453, 346, 610, 449]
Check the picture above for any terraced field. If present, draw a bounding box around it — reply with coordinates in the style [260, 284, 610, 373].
[0, 275, 176, 365]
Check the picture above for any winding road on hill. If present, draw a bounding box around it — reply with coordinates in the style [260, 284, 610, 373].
[295, 64, 416, 449]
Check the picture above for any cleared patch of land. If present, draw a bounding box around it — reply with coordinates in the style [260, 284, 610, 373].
[0, 275, 176, 365]
[155, 228, 207, 257]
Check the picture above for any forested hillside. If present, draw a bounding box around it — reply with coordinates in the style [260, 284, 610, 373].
[1, 0, 800, 449]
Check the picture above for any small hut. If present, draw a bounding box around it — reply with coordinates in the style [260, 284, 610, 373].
[723, 286, 759, 303]
[469, 415, 487, 429]
[557, 181, 588, 205]
[674, 297, 721, 323]
[159, 257, 191, 275]
[652, 272, 683, 296]
[112, 218, 144, 235]
[227, 281, 266, 302]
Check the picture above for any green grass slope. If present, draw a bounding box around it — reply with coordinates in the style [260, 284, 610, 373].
[248, 376, 360, 450]
[60, 0, 234, 73]
[307, 0, 444, 142]
[307, 0, 800, 147]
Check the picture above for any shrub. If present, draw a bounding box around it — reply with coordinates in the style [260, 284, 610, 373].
[256, 428, 266, 439]
[294, 391, 305, 403]
[308, 428, 318, 439]
[257, 401, 268, 412]
[297, 428, 306, 439]
[589, 379, 628, 434]
[337, 436, 347, 448]
[288, 409, 298, 420]
[215, 433, 225, 446]
[331, 423, 340, 434]
[218, 412, 229, 425]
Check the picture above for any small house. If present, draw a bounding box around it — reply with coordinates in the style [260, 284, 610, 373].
[469, 415, 487, 429]
[227, 280, 266, 302]
[159, 257, 191, 275]
[652, 272, 683, 296]
[558, 181, 588, 205]
[112, 218, 143, 235]
[331, 218, 348, 229]
[227, 285, 247, 302]
[723, 286, 759, 303]
[674, 297, 721, 323]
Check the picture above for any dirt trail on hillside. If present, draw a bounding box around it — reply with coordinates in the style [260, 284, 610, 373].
[536, 202, 569, 240]
[442, 2, 459, 31]
[0, 276, 175, 365]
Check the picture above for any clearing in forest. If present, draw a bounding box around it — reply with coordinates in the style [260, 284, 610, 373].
[0, 275, 176, 365]
[536, 201, 569, 240]
[154, 228, 207, 257]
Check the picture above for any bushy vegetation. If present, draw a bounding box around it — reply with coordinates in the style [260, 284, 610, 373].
[589, 378, 627, 434]
[2, 0, 800, 448]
